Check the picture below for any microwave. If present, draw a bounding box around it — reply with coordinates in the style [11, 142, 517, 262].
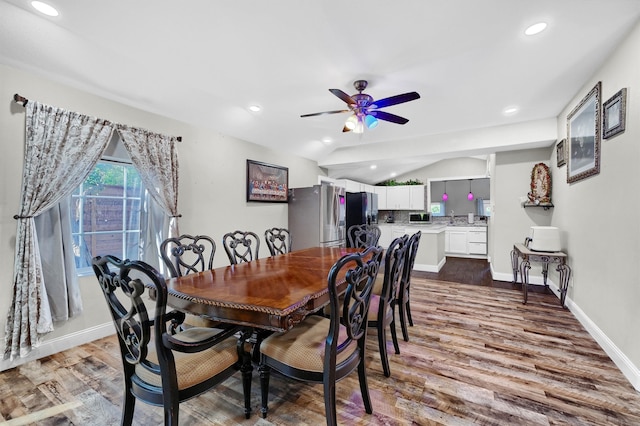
[409, 213, 430, 223]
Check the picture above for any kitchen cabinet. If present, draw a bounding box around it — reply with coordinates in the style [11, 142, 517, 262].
[467, 228, 487, 255]
[446, 229, 468, 253]
[377, 224, 408, 248]
[383, 185, 425, 210]
[373, 186, 387, 209]
[409, 185, 425, 210]
[445, 226, 487, 256]
[341, 179, 363, 193]
[377, 223, 392, 248]
[386, 186, 410, 209]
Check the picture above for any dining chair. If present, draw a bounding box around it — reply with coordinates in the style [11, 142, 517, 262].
[160, 234, 223, 329]
[347, 223, 382, 248]
[222, 230, 261, 264]
[367, 234, 409, 377]
[160, 234, 216, 278]
[258, 245, 383, 426]
[398, 230, 422, 341]
[264, 227, 292, 256]
[91, 255, 252, 425]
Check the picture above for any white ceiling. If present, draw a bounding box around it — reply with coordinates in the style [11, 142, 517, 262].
[2, 1, 640, 184]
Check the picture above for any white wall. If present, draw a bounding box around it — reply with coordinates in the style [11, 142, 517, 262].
[490, 19, 640, 390]
[0, 64, 322, 371]
[550, 19, 640, 388]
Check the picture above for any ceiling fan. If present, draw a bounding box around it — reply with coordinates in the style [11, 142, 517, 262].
[301, 80, 420, 133]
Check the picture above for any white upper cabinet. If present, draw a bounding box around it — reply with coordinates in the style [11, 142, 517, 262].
[341, 179, 363, 193]
[386, 186, 411, 209]
[373, 186, 387, 209]
[409, 185, 425, 210]
[384, 185, 424, 210]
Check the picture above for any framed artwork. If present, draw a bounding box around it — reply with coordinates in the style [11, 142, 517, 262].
[567, 81, 601, 184]
[528, 163, 552, 204]
[556, 139, 566, 167]
[246, 159, 289, 202]
[602, 88, 627, 139]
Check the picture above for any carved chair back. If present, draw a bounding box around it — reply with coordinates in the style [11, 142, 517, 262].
[264, 227, 292, 256]
[222, 230, 261, 265]
[160, 234, 216, 277]
[347, 224, 382, 248]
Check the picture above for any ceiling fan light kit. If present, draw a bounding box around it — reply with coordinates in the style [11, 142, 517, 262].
[301, 79, 420, 133]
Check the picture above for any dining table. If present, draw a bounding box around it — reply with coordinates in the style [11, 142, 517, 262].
[162, 246, 359, 332]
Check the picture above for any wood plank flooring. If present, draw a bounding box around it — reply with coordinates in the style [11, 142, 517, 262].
[2, 259, 639, 425]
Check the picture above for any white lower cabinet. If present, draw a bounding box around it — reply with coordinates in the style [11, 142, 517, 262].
[447, 230, 468, 254]
[467, 229, 488, 255]
[377, 224, 392, 248]
[445, 226, 487, 256]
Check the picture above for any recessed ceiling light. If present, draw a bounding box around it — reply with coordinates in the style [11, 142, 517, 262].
[321, 138, 332, 145]
[370, 165, 377, 170]
[31, 1, 59, 16]
[503, 106, 519, 116]
[248, 105, 261, 112]
[525, 22, 547, 36]
[390, 172, 397, 178]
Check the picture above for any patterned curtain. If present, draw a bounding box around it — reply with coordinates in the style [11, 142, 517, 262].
[5, 101, 114, 360]
[117, 125, 180, 266]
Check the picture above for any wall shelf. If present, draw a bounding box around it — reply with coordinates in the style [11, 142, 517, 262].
[522, 202, 554, 210]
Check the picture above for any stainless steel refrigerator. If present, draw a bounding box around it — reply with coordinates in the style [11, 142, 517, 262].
[288, 184, 346, 249]
[345, 192, 379, 246]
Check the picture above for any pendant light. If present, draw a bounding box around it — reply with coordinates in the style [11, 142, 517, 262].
[467, 179, 474, 201]
[442, 181, 448, 201]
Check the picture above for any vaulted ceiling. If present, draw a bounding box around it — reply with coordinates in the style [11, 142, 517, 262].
[2, 0, 640, 183]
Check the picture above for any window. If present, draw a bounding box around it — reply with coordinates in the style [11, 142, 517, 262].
[71, 160, 145, 273]
[430, 202, 445, 217]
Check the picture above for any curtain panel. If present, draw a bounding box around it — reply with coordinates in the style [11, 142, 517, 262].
[5, 101, 182, 360]
[117, 126, 181, 267]
[5, 102, 115, 359]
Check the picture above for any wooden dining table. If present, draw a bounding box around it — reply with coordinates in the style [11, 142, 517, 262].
[163, 246, 359, 332]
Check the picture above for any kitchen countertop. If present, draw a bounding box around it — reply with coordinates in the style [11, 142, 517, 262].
[380, 222, 488, 228]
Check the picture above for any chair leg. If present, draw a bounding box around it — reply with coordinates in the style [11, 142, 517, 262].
[406, 294, 414, 327]
[323, 374, 338, 426]
[390, 316, 400, 356]
[398, 302, 409, 342]
[377, 324, 390, 377]
[121, 377, 136, 426]
[259, 363, 271, 419]
[357, 356, 373, 415]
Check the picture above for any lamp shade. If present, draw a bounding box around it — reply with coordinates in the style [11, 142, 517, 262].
[467, 179, 474, 200]
[364, 114, 378, 129]
[345, 115, 357, 130]
[442, 181, 448, 201]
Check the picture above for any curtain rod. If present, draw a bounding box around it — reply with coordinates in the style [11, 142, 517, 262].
[11, 93, 182, 142]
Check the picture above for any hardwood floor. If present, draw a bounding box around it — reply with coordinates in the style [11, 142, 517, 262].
[2, 259, 639, 425]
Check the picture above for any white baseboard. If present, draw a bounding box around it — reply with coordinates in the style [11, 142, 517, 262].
[0, 323, 114, 372]
[564, 296, 640, 392]
[490, 263, 547, 285]
[414, 257, 446, 273]
[491, 265, 640, 392]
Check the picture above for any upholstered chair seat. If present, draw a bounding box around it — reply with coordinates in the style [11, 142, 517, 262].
[136, 327, 239, 390]
[259, 316, 357, 373]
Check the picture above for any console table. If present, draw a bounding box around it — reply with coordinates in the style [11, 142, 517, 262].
[510, 243, 571, 307]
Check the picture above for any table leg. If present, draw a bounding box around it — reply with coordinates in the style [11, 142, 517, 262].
[510, 249, 520, 283]
[519, 259, 531, 304]
[557, 263, 572, 308]
[238, 328, 254, 419]
[541, 262, 549, 287]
